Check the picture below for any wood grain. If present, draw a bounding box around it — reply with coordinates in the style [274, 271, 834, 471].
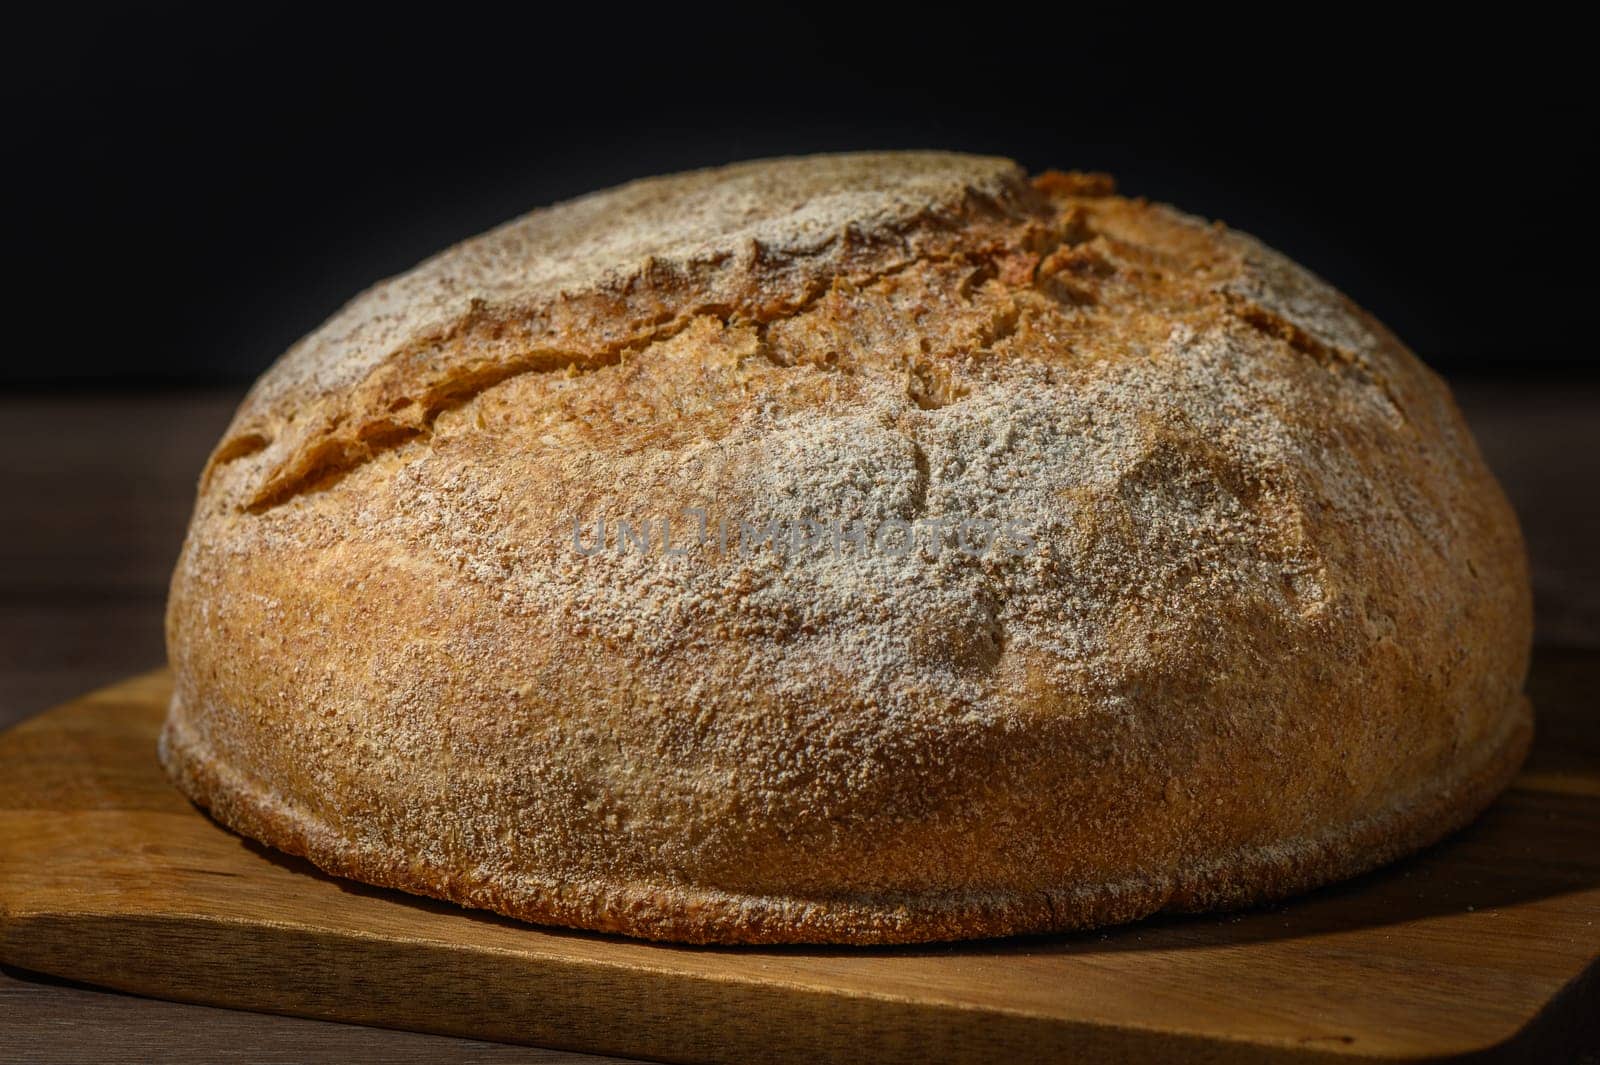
[0, 971, 623, 1065]
[2, 667, 1597, 1064]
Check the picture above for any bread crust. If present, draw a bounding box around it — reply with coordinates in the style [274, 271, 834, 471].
[163, 152, 1534, 944]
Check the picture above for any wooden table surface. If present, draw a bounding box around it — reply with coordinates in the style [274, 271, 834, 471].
[1, 383, 1596, 1063]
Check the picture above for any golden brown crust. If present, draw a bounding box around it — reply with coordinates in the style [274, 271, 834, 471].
[160, 692, 1529, 944]
[163, 152, 1534, 944]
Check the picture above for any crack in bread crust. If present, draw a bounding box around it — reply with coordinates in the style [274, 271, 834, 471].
[211, 154, 1058, 510]
[238, 238, 1048, 512]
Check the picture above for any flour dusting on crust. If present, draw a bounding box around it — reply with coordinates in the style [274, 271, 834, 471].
[164, 153, 1533, 943]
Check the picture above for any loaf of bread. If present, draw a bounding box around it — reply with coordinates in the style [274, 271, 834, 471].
[161, 152, 1532, 944]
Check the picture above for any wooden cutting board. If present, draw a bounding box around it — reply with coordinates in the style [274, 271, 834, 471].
[2, 670, 1596, 1063]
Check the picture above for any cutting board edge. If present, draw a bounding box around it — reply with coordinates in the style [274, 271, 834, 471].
[1, 908, 1384, 1065]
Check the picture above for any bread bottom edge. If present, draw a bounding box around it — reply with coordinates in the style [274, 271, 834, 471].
[156, 694, 1533, 946]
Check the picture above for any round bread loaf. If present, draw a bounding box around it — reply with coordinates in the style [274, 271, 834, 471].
[161, 152, 1532, 944]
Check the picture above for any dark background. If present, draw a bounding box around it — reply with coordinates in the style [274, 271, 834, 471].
[6, 7, 1593, 388]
